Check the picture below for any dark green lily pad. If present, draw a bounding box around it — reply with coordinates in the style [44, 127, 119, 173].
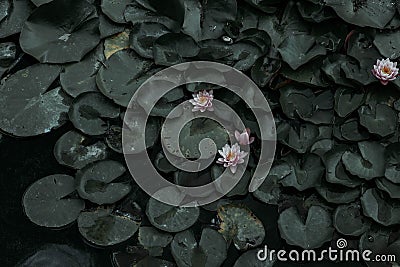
[153, 33, 200, 66]
[146, 197, 199, 232]
[374, 30, 400, 59]
[0, 64, 72, 137]
[101, 0, 133, 24]
[358, 104, 397, 137]
[60, 44, 105, 98]
[212, 165, 251, 197]
[281, 58, 329, 87]
[277, 121, 319, 153]
[96, 49, 153, 107]
[78, 207, 140, 246]
[99, 14, 125, 39]
[69, 92, 120, 136]
[325, 0, 396, 29]
[278, 34, 326, 70]
[323, 147, 362, 188]
[280, 153, 324, 191]
[342, 141, 385, 180]
[333, 203, 370, 236]
[130, 22, 170, 58]
[360, 188, 400, 226]
[76, 160, 131, 205]
[384, 142, 400, 183]
[105, 125, 123, 153]
[376, 178, 400, 199]
[278, 206, 334, 249]
[54, 130, 108, 169]
[338, 117, 370, 142]
[0, 0, 10, 23]
[134, 256, 175, 267]
[253, 163, 289, 205]
[233, 249, 276, 267]
[23, 174, 85, 228]
[251, 56, 281, 88]
[0, 42, 16, 67]
[20, 0, 100, 63]
[321, 54, 355, 87]
[296, 1, 335, 23]
[316, 183, 360, 204]
[31, 0, 53, 6]
[182, 0, 237, 42]
[334, 87, 364, 117]
[171, 228, 227, 267]
[217, 204, 265, 250]
[138, 226, 172, 257]
[0, 0, 34, 38]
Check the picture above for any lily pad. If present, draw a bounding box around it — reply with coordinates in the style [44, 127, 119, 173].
[171, 228, 227, 267]
[316, 183, 360, 204]
[342, 141, 386, 180]
[376, 178, 400, 199]
[324, 0, 396, 29]
[146, 197, 199, 232]
[105, 125, 123, 153]
[0, 0, 34, 38]
[101, 0, 133, 24]
[333, 203, 370, 236]
[334, 87, 364, 117]
[20, 0, 100, 63]
[76, 160, 131, 205]
[153, 33, 200, 66]
[251, 56, 281, 88]
[234, 249, 276, 267]
[217, 204, 265, 250]
[278, 206, 334, 249]
[374, 30, 400, 59]
[360, 188, 400, 226]
[0, 64, 71, 137]
[23, 174, 85, 228]
[278, 34, 326, 70]
[78, 207, 140, 246]
[69, 92, 120, 136]
[134, 257, 175, 267]
[384, 142, 400, 183]
[54, 130, 108, 169]
[60, 44, 105, 97]
[138, 226, 173, 256]
[130, 22, 170, 59]
[358, 104, 397, 137]
[96, 49, 153, 107]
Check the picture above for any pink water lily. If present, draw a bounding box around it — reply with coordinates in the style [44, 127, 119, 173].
[372, 58, 399, 85]
[217, 143, 248, 174]
[189, 90, 214, 112]
[235, 128, 255, 146]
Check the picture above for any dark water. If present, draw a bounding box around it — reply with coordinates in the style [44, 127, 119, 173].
[0, 123, 364, 267]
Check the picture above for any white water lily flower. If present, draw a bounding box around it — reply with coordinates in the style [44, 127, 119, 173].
[217, 143, 248, 174]
[372, 58, 399, 85]
[235, 128, 255, 146]
[189, 90, 214, 112]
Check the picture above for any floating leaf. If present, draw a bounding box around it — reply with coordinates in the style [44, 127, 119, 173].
[384, 142, 400, 184]
[360, 188, 400, 226]
[96, 49, 153, 107]
[334, 87, 364, 117]
[23, 175, 85, 227]
[233, 249, 276, 267]
[278, 206, 334, 249]
[376, 178, 400, 199]
[138, 226, 172, 256]
[0, 0, 34, 38]
[171, 228, 227, 267]
[316, 183, 360, 204]
[130, 22, 170, 58]
[217, 204, 265, 250]
[54, 130, 108, 169]
[60, 44, 105, 97]
[76, 160, 131, 205]
[358, 104, 397, 137]
[333, 202, 370, 236]
[20, 0, 100, 63]
[374, 30, 400, 59]
[146, 197, 199, 232]
[134, 257, 175, 267]
[69, 92, 120, 136]
[342, 141, 385, 180]
[101, 0, 133, 24]
[78, 207, 140, 246]
[105, 125, 123, 153]
[0, 64, 71, 137]
[251, 56, 281, 88]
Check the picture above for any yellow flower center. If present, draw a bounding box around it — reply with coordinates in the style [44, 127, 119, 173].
[227, 151, 236, 161]
[198, 96, 208, 104]
[382, 66, 392, 74]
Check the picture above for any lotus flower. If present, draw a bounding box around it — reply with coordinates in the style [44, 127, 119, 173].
[235, 128, 255, 146]
[189, 90, 214, 112]
[372, 58, 399, 85]
[217, 143, 248, 174]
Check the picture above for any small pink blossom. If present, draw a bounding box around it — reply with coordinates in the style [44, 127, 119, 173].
[217, 143, 248, 174]
[189, 90, 214, 112]
[372, 58, 399, 85]
[235, 128, 255, 146]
